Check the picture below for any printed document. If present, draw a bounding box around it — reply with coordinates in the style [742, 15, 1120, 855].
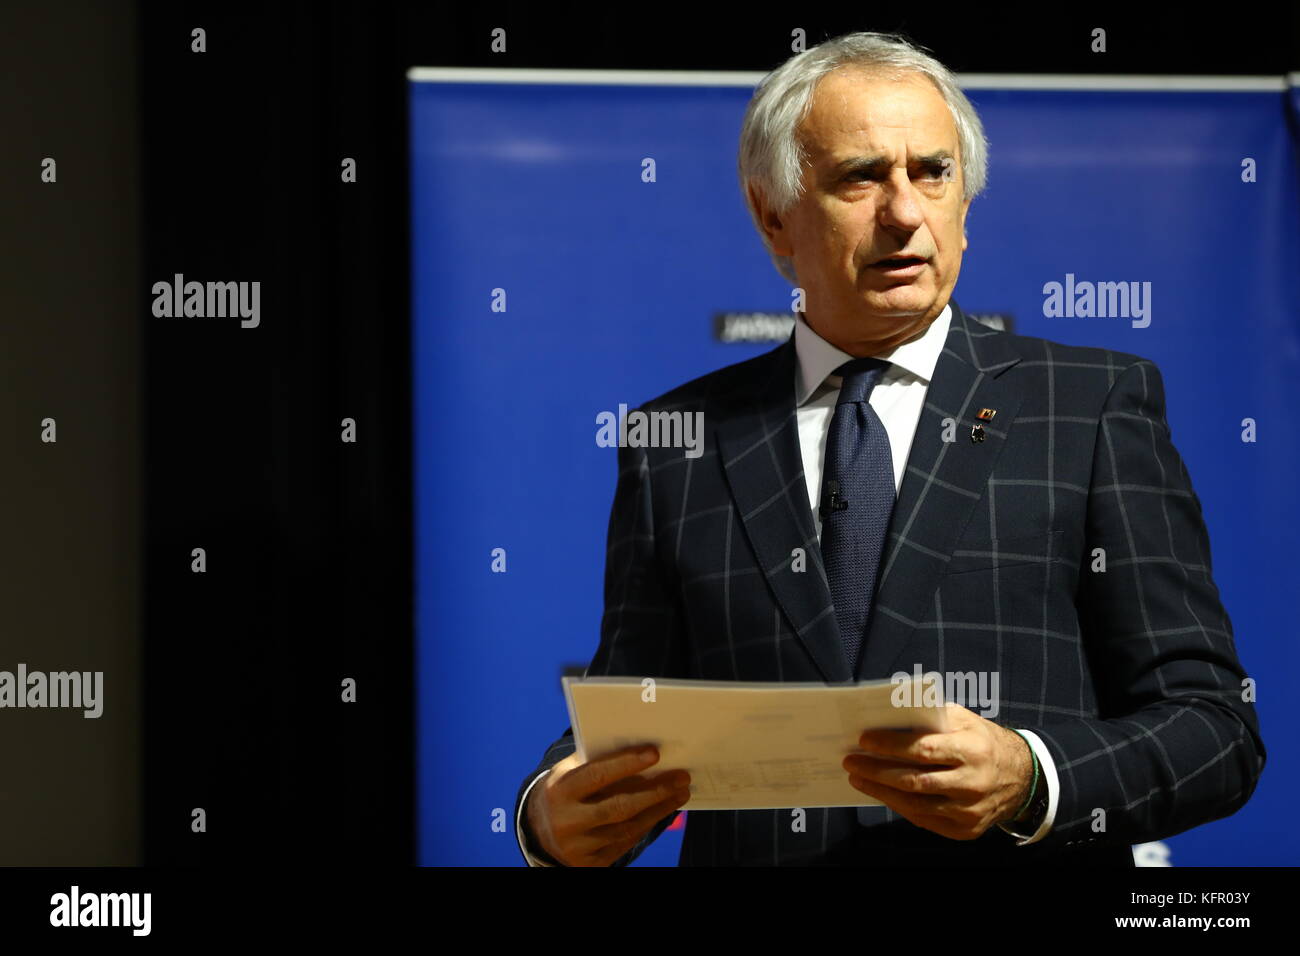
[562, 675, 951, 810]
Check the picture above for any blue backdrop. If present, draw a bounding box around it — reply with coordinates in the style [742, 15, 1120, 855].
[411, 72, 1298, 866]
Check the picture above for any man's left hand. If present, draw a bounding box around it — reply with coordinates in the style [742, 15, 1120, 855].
[842, 703, 1034, 841]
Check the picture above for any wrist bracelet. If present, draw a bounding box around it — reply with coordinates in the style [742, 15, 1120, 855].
[1009, 729, 1040, 820]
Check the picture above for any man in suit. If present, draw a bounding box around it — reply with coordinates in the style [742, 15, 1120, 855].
[514, 32, 1265, 866]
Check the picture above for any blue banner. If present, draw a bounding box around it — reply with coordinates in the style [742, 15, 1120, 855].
[411, 73, 1298, 866]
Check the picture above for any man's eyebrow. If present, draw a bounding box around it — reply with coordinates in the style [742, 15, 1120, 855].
[829, 150, 955, 174]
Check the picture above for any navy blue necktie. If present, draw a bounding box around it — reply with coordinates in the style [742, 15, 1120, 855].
[818, 357, 895, 674]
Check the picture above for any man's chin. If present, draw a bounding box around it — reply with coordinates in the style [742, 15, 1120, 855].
[859, 288, 936, 319]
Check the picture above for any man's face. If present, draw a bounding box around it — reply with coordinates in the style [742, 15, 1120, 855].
[753, 68, 971, 355]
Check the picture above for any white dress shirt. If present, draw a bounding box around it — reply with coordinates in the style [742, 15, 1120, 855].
[517, 303, 1057, 865]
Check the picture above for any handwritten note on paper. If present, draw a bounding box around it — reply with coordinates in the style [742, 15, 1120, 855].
[562, 675, 951, 810]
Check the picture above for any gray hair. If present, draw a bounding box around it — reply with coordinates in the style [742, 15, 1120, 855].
[737, 32, 989, 284]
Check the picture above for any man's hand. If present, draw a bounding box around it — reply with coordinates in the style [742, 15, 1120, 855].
[525, 745, 691, 867]
[841, 702, 1034, 841]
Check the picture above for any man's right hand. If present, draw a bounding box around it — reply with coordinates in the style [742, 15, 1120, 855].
[525, 745, 692, 867]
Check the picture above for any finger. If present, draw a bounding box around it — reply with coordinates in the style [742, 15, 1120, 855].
[857, 729, 962, 764]
[850, 773, 988, 839]
[589, 768, 690, 801]
[849, 774, 986, 841]
[561, 745, 660, 800]
[844, 755, 966, 794]
[580, 770, 691, 830]
[587, 789, 690, 854]
[848, 771, 947, 816]
[562, 789, 689, 867]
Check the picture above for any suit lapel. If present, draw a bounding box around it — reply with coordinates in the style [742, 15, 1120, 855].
[714, 300, 1024, 686]
[716, 338, 852, 683]
[856, 300, 1024, 680]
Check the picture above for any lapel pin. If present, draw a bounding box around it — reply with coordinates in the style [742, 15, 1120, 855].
[971, 408, 996, 443]
[976, 408, 997, 421]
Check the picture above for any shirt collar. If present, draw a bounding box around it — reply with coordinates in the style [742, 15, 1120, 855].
[794, 302, 951, 406]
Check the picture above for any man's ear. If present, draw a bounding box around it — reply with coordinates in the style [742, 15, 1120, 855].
[748, 179, 793, 257]
[959, 196, 971, 252]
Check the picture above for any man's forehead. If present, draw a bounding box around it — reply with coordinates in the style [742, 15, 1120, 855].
[799, 69, 956, 156]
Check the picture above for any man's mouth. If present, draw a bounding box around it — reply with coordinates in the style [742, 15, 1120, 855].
[869, 255, 929, 274]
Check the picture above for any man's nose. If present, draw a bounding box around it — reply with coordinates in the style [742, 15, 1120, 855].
[877, 171, 925, 231]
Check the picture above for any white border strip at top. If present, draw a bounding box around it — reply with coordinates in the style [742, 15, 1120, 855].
[407, 66, 1288, 92]
[407, 67, 765, 86]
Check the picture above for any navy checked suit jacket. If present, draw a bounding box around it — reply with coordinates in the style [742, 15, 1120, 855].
[517, 297, 1266, 866]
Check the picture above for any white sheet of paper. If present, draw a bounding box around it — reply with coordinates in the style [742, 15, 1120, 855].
[562, 675, 951, 810]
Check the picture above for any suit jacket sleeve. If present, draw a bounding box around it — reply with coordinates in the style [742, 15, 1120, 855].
[515, 433, 691, 866]
[1028, 358, 1266, 848]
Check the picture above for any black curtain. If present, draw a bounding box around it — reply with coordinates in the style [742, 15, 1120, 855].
[140, 1, 413, 864]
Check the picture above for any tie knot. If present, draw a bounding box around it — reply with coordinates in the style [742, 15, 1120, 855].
[833, 357, 890, 405]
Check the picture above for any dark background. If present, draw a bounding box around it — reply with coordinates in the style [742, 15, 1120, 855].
[3, 0, 1297, 865]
